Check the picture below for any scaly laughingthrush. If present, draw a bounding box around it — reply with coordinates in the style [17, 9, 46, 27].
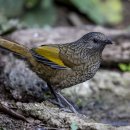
[0, 32, 113, 113]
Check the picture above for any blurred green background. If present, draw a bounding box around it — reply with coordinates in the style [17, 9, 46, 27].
[0, 0, 128, 34]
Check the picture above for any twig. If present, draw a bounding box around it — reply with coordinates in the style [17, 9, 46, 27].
[0, 102, 29, 122]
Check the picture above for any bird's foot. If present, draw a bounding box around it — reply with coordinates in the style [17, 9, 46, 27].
[60, 107, 73, 113]
[56, 92, 78, 114]
[49, 98, 77, 113]
[48, 99, 64, 108]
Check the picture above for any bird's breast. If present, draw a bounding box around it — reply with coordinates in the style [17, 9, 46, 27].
[75, 60, 100, 81]
[51, 60, 101, 90]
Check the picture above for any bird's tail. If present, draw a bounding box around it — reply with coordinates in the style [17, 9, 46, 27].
[0, 37, 37, 65]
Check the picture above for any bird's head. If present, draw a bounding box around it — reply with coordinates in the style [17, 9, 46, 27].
[79, 32, 113, 51]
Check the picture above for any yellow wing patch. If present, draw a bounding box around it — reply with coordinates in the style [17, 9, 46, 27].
[34, 46, 67, 68]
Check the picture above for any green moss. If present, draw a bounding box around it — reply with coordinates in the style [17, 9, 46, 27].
[118, 63, 130, 72]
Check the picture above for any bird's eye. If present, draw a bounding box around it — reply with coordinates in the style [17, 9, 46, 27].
[93, 38, 98, 43]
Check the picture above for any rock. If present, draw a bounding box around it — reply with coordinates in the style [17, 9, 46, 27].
[2, 54, 48, 101]
[62, 82, 92, 102]
[90, 70, 130, 98]
[16, 102, 130, 130]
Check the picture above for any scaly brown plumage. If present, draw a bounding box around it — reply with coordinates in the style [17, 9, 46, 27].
[0, 32, 113, 112]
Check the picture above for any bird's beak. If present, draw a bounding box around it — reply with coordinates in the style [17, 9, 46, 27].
[104, 39, 113, 44]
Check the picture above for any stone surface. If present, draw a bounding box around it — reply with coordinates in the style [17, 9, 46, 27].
[1, 54, 48, 101]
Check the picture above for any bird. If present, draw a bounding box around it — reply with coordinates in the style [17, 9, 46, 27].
[0, 32, 113, 113]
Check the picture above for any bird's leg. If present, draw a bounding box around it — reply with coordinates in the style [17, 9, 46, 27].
[47, 83, 78, 114]
[47, 83, 64, 108]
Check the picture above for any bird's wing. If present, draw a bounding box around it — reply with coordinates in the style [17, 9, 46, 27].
[30, 45, 69, 70]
